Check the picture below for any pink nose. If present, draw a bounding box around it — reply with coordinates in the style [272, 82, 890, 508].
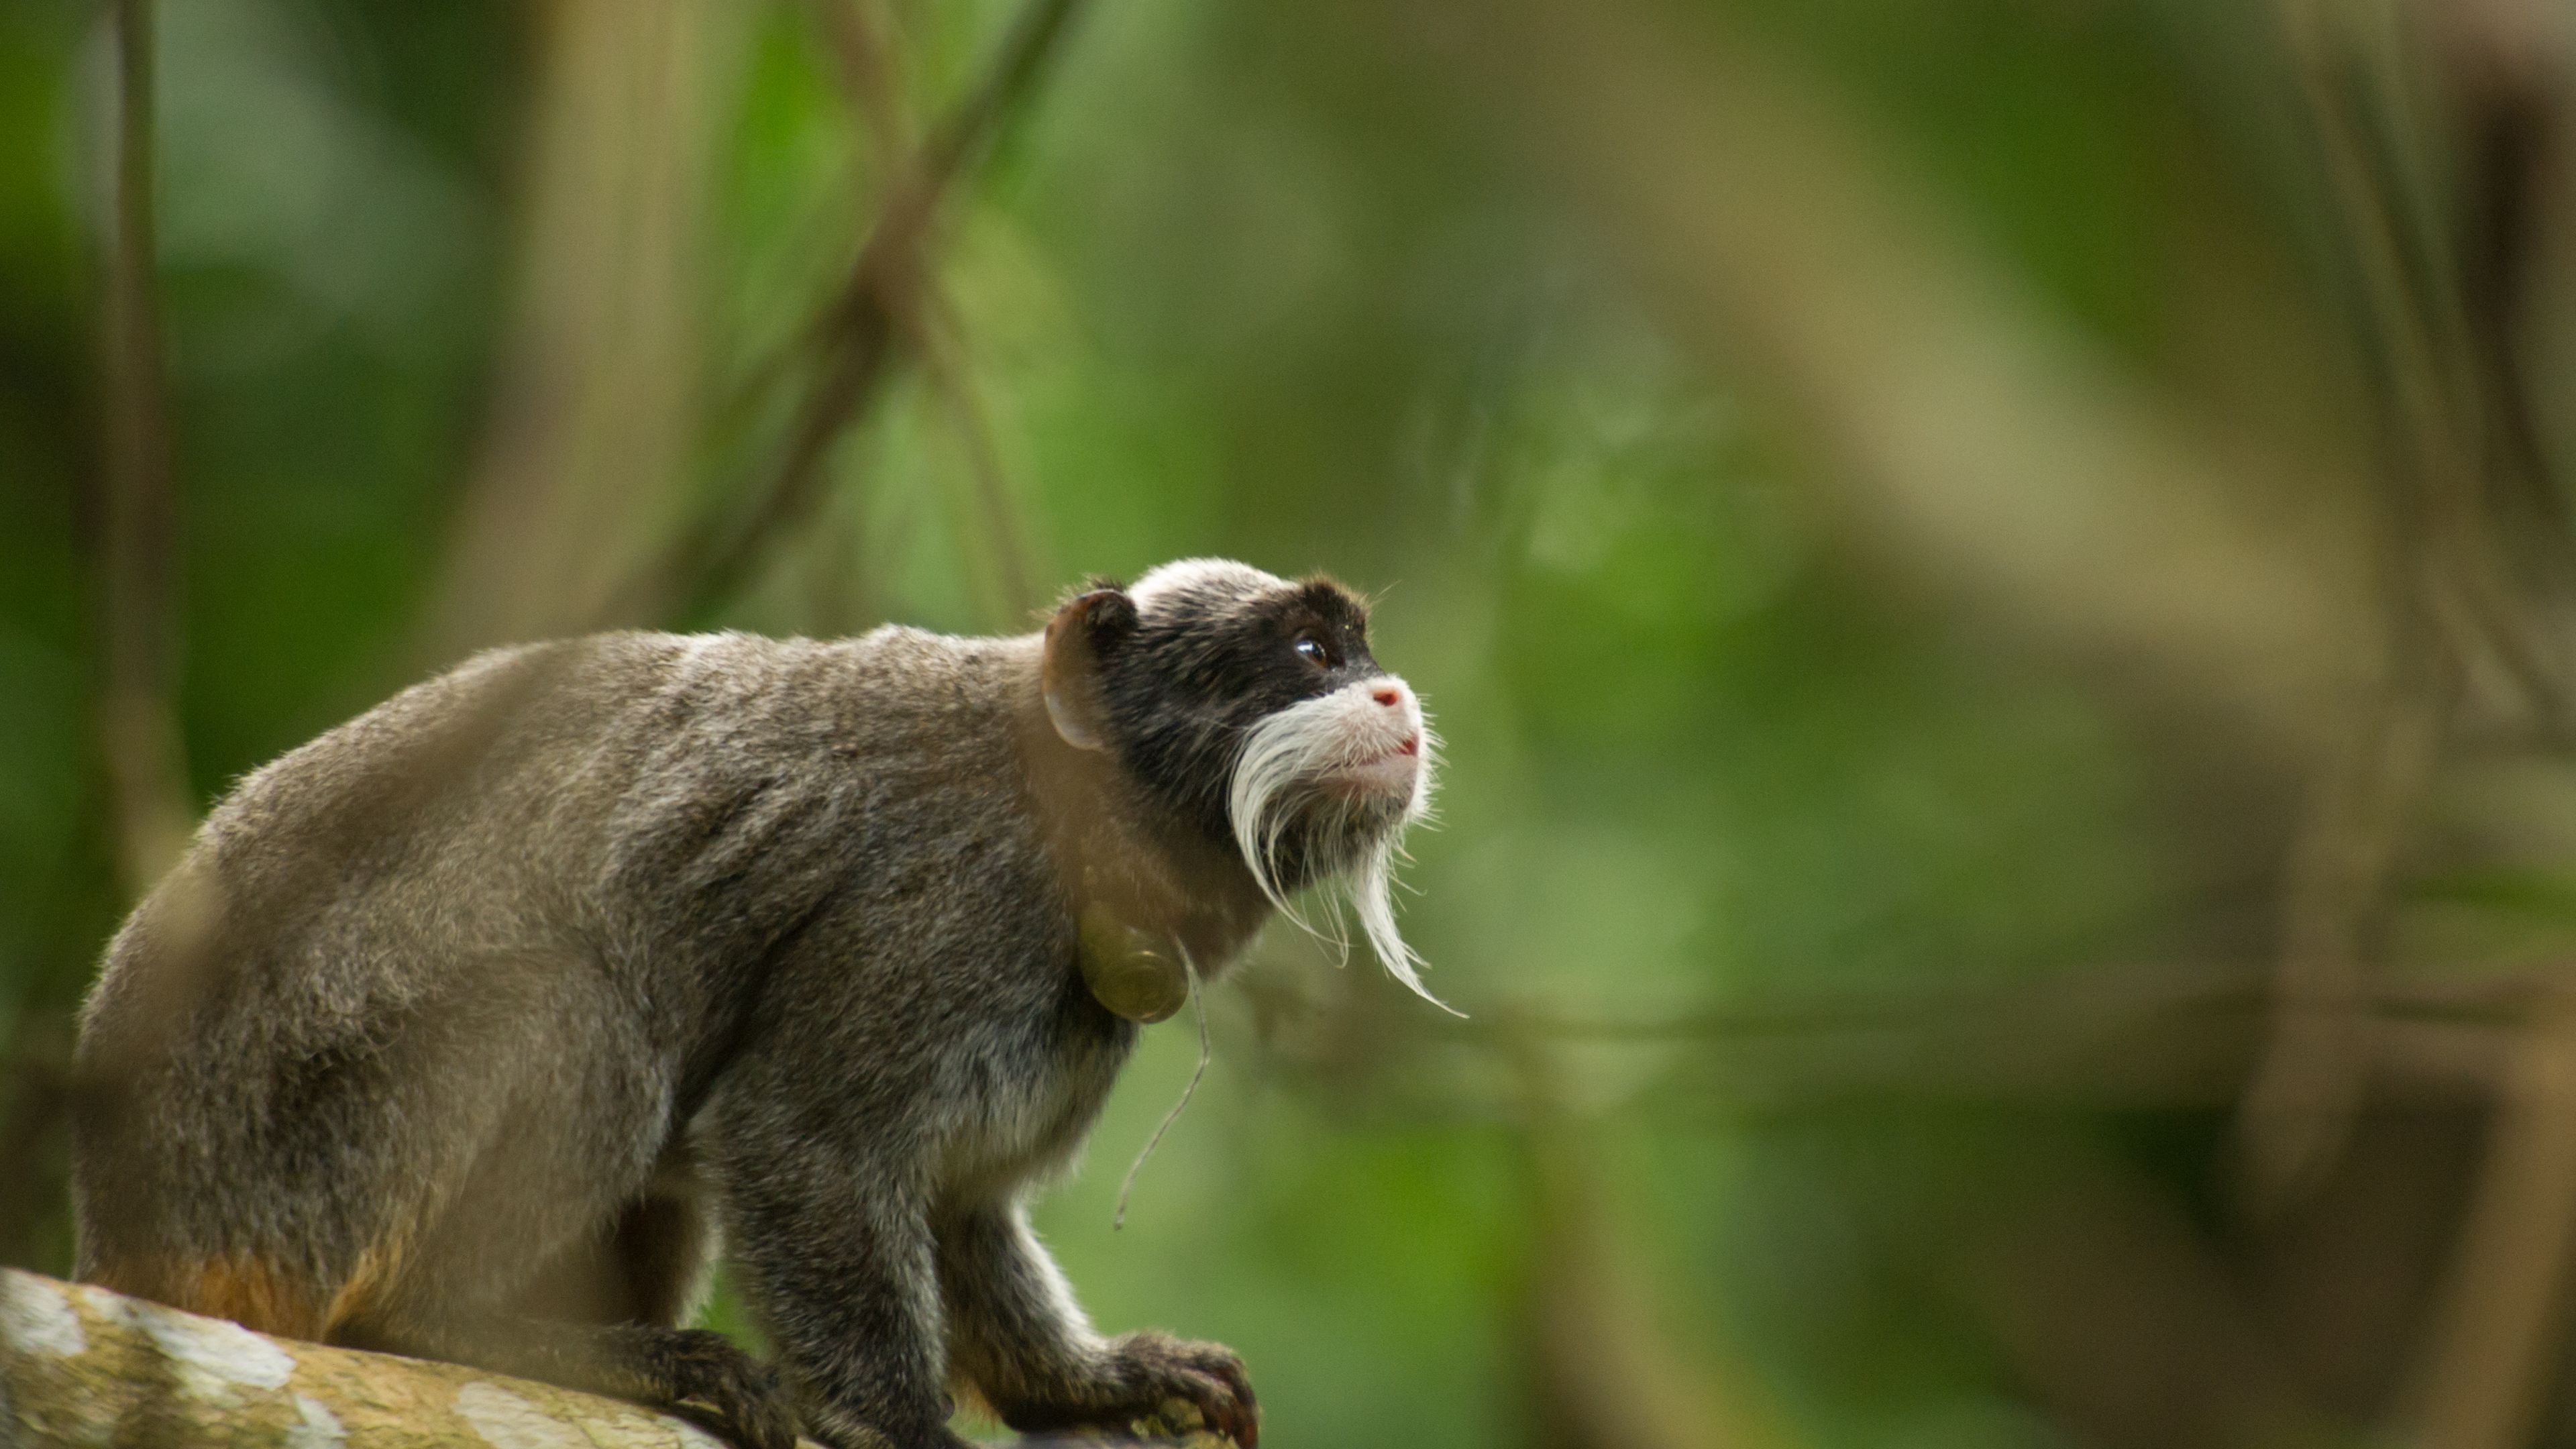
[1372, 688, 1401, 708]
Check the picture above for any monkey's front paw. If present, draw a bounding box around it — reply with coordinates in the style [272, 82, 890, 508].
[1112, 1331, 1257, 1448]
[1006, 1331, 1258, 1448]
[613, 1326, 804, 1449]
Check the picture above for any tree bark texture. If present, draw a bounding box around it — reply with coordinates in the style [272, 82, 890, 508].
[0, 1269, 1220, 1448]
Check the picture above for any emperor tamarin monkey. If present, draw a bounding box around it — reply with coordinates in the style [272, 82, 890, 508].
[69, 558, 1443, 1449]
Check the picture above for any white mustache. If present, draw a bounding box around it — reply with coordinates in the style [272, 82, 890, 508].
[1226, 676, 1454, 1014]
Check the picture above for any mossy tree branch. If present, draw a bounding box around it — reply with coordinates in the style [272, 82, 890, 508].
[1, 1270, 1224, 1448]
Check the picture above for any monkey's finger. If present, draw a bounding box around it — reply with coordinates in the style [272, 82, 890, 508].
[1172, 1370, 1256, 1449]
[1220, 1393, 1260, 1449]
[1162, 1342, 1249, 1397]
[1167, 1347, 1255, 1444]
[1205, 1358, 1255, 1420]
[724, 1392, 804, 1449]
[653, 1330, 801, 1449]
[1197, 1374, 1256, 1448]
[689, 1387, 799, 1449]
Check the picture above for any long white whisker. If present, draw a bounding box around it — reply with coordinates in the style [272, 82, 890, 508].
[1350, 837, 1460, 1016]
[1226, 681, 1456, 1013]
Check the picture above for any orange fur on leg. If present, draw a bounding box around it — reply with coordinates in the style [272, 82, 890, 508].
[88, 1257, 327, 1340]
[188, 1258, 323, 1339]
[321, 1243, 405, 1340]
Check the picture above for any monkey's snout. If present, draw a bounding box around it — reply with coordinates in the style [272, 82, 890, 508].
[1366, 678, 1419, 715]
[1324, 676, 1426, 793]
[1329, 733, 1424, 798]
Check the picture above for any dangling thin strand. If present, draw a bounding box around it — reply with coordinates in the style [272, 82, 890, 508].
[1113, 943, 1211, 1230]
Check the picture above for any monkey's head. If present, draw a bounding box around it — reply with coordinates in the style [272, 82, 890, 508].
[1042, 558, 1448, 1009]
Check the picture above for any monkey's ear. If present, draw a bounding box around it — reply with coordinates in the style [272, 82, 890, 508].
[1042, 588, 1135, 751]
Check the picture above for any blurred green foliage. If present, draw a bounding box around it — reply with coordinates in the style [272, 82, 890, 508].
[11, 1, 2576, 1446]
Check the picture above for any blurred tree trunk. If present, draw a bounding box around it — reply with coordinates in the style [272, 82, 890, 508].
[413, 0, 741, 665]
[93, 0, 193, 898]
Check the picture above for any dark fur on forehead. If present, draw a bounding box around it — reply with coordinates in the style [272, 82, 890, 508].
[1083, 568, 1381, 851]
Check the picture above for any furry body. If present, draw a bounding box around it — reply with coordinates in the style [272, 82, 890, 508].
[71, 561, 1432, 1448]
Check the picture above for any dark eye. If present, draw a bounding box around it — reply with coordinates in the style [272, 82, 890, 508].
[1292, 635, 1330, 668]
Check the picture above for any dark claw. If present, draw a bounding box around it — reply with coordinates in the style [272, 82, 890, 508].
[628, 1326, 804, 1449]
[1123, 1332, 1257, 1448]
[1002, 1330, 1258, 1448]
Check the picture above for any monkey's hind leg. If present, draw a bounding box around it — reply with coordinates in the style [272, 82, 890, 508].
[513, 1147, 722, 1331]
[331, 1153, 790, 1449]
[330, 1307, 800, 1449]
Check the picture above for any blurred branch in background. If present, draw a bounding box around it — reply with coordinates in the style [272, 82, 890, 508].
[1920, 1129, 2324, 1449]
[0, 1015, 73, 1301]
[2439, 0, 2576, 606]
[2234, 683, 2444, 1212]
[1515, 1111, 1786, 1449]
[91, 0, 193, 898]
[2235, 0, 2544, 1223]
[2406, 996, 2576, 1449]
[1267, 963, 2543, 1122]
[815, 0, 1040, 628]
[2241, 4, 2576, 1442]
[1387, 0, 2379, 758]
[0, 0, 188, 1285]
[412, 0, 1076, 664]
[615, 0, 1083, 632]
[916, 284, 1041, 625]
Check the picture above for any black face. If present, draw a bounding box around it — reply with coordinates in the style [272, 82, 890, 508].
[1087, 573, 1384, 852]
